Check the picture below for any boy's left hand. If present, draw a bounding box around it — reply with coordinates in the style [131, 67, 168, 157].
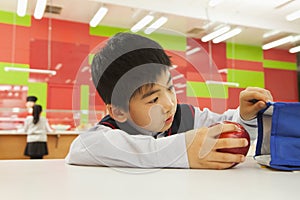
[239, 87, 273, 120]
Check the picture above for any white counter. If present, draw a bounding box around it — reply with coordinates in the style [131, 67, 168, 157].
[0, 158, 299, 200]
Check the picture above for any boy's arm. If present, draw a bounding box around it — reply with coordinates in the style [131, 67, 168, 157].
[65, 125, 189, 168]
[193, 107, 257, 141]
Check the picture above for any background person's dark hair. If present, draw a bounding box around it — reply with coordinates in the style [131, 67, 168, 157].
[32, 104, 42, 125]
[91, 32, 172, 111]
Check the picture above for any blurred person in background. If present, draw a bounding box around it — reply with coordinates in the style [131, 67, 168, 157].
[23, 104, 53, 159]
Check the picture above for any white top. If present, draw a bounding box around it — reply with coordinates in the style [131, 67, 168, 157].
[66, 106, 257, 168]
[1, 158, 299, 200]
[23, 116, 52, 142]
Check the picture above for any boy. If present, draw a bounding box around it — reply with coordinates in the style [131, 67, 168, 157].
[66, 32, 272, 169]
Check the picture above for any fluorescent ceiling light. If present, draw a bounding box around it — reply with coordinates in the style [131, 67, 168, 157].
[17, 0, 28, 17]
[34, 0, 47, 20]
[212, 28, 242, 43]
[175, 90, 184, 94]
[218, 69, 228, 74]
[205, 80, 239, 87]
[131, 15, 154, 33]
[201, 25, 231, 42]
[4, 67, 56, 75]
[286, 9, 300, 21]
[81, 66, 90, 72]
[89, 7, 108, 27]
[262, 36, 293, 50]
[172, 74, 184, 80]
[289, 45, 300, 53]
[144, 16, 168, 34]
[263, 30, 281, 38]
[170, 64, 178, 70]
[174, 83, 186, 89]
[186, 47, 201, 56]
[209, 0, 223, 7]
[274, 0, 295, 8]
[54, 63, 62, 70]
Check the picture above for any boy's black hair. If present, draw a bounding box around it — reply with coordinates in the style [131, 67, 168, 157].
[91, 32, 171, 111]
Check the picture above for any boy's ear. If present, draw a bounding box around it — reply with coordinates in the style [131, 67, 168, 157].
[106, 104, 128, 123]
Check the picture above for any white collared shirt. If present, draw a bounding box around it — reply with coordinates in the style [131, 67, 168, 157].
[65, 106, 256, 168]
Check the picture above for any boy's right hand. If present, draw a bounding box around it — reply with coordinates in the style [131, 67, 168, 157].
[185, 123, 248, 169]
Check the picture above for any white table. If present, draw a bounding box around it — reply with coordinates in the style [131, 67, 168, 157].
[0, 158, 299, 200]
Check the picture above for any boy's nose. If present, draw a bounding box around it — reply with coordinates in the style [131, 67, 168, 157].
[161, 93, 175, 113]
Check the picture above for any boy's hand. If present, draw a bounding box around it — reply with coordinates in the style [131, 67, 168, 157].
[185, 123, 248, 169]
[239, 87, 273, 120]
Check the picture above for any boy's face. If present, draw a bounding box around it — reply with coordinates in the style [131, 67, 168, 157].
[127, 70, 177, 133]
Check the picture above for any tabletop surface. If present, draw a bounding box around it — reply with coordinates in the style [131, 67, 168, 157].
[0, 157, 299, 200]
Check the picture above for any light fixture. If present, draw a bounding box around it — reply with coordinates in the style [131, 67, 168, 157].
[289, 45, 300, 53]
[205, 80, 239, 87]
[170, 65, 178, 70]
[286, 9, 300, 21]
[81, 66, 90, 72]
[17, 0, 28, 17]
[208, 0, 223, 7]
[131, 15, 154, 33]
[212, 28, 242, 43]
[263, 30, 281, 38]
[89, 7, 108, 27]
[4, 67, 56, 75]
[274, 0, 295, 9]
[262, 36, 293, 50]
[218, 69, 228, 74]
[186, 47, 201, 56]
[175, 90, 184, 94]
[172, 74, 184, 80]
[174, 83, 186, 89]
[144, 16, 168, 34]
[34, 0, 47, 20]
[54, 63, 62, 70]
[201, 25, 231, 42]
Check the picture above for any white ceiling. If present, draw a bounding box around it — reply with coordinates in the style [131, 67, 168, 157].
[1, 0, 300, 49]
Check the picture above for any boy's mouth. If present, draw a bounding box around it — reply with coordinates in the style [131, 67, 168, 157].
[165, 115, 174, 124]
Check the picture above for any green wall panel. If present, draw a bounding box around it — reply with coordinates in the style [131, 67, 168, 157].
[187, 81, 228, 98]
[80, 85, 89, 124]
[227, 69, 264, 88]
[90, 25, 128, 37]
[138, 32, 186, 51]
[0, 10, 31, 27]
[263, 60, 297, 70]
[226, 43, 263, 62]
[90, 25, 186, 51]
[0, 62, 29, 85]
[88, 54, 94, 65]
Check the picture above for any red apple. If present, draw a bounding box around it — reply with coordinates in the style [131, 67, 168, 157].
[215, 121, 250, 168]
[217, 121, 250, 156]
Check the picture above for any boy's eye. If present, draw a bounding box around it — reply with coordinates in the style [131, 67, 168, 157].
[148, 97, 158, 104]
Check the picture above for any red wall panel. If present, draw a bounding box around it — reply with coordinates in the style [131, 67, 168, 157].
[227, 88, 244, 109]
[264, 68, 298, 102]
[47, 84, 74, 109]
[0, 23, 30, 63]
[227, 59, 263, 71]
[89, 35, 109, 52]
[263, 49, 296, 62]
